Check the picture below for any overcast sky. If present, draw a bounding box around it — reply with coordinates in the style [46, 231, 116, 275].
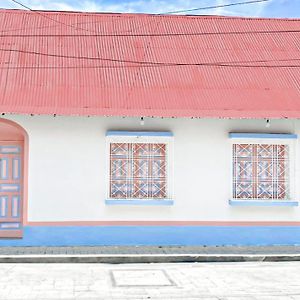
[1, 0, 299, 18]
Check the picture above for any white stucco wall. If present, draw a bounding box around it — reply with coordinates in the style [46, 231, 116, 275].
[4, 115, 300, 222]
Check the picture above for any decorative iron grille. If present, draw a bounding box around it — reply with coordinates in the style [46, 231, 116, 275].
[233, 144, 290, 200]
[109, 143, 167, 199]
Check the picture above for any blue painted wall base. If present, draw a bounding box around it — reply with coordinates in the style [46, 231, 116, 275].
[0, 226, 300, 246]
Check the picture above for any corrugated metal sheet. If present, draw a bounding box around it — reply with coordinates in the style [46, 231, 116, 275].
[0, 9, 300, 118]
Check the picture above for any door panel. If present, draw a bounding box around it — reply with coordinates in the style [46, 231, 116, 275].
[0, 143, 23, 238]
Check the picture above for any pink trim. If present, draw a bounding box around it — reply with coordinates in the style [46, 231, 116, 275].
[0, 218, 18, 222]
[26, 221, 300, 226]
[23, 135, 29, 225]
[0, 230, 22, 238]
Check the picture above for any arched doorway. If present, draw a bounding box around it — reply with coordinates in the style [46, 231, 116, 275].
[0, 119, 27, 238]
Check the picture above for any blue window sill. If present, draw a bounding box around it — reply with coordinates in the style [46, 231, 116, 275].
[229, 133, 297, 139]
[106, 131, 173, 137]
[229, 200, 298, 207]
[105, 199, 174, 206]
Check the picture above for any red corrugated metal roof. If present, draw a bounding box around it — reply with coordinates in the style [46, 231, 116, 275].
[0, 9, 300, 118]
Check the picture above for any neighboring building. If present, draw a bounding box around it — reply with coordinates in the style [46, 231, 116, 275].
[0, 9, 300, 246]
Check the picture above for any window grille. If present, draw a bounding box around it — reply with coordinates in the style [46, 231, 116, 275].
[109, 143, 167, 199]
[233, 144, 290, 200]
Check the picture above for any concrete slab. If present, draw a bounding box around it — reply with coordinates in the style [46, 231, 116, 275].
[111, 269, 174, 286]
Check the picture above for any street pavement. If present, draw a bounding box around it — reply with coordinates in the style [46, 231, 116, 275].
[0, 261, 300, 299]
[1, 246, 300, 255]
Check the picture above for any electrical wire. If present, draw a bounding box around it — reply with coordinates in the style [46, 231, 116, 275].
[3, 0, 298, 70]
[7, 0, 272, 35]
[162, 0, 269, 15]
[8, 0, 93, 32]
[0, 47, 299, 68]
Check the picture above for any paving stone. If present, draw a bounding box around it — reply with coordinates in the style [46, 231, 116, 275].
[111, 269, 174, 287]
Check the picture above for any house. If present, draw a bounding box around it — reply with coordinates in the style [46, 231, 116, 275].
[0, 8, 300, 246]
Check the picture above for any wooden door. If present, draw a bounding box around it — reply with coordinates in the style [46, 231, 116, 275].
[0, 143, 23, 238]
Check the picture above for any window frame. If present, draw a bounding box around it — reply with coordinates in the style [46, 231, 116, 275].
[105, 131, 174, 205]
[229, 133, 298, 206]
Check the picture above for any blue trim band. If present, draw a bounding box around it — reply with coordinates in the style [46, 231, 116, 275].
[105, 199, 174, 206]
[0, 196, 8, 218]
[1, 226, 300, 246]
[0, 146, 21, 154]
[0, 158, 9, 180]
[229, 200, 299, 207]
[0, 184, 20, 192]
[106, 131, 173, 137]
[229, 133, 297, 139]
[0, 223, 21, 230]
[12, 158, 21, 180]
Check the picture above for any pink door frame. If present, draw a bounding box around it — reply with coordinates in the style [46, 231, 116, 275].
[0, 119, 28, 238]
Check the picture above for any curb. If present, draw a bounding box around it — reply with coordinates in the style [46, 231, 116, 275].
[0, 254, 300, 263]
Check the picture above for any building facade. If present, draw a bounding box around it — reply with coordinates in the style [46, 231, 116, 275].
[0, 115, 299, 246]
[0, 9, 300, 245]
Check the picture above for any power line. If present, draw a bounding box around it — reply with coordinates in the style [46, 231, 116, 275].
[0, 47, 299, 68]
[9, 0, 271, 16]
[3, 11, 299, 36]
[2, 1, 299, 70]
[162, 0, 269, 15]
[7, 0, 272, 35]
[8, 0, 93, 33]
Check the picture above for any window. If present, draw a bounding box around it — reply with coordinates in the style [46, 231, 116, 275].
[106, 131, 173, 205]
[233, 144, 289, 200]
[230, 133, 297, 204]
[110, 143, 167, 199]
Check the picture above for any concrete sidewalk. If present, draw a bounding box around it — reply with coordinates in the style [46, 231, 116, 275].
[2, 261, 300, 299]
[0, 246, 300, 263]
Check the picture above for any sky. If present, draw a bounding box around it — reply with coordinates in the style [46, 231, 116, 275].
[0, 0, 299, 18]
